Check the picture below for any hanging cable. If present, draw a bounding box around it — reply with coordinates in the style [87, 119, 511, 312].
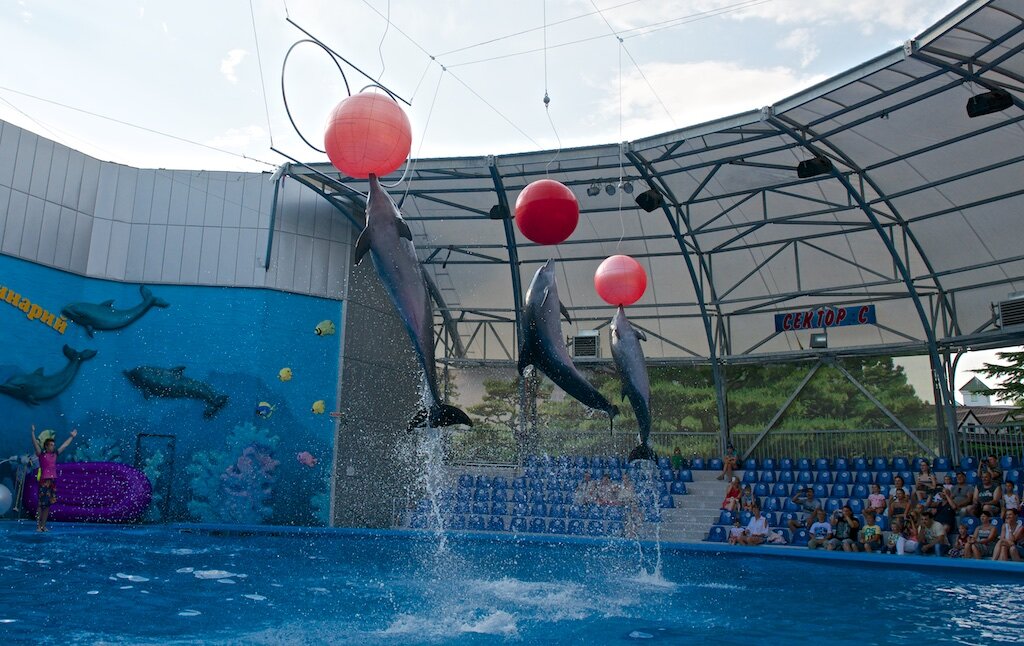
[280, 39, 350, 154]
[389, 66, 446, 196]
[376, 0, 391, 81]
[249, 0, 275, 148]
[543, 0, 562, 175]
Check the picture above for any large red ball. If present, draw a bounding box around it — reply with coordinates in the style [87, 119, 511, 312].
[324, 92, 412, 179]
[595, 255, 647, 306]
[514, 179, 579, 245]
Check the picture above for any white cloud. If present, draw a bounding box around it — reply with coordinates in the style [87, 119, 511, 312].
[219, 49, 247, 84]
[18, 0, 32, 23]
[598, 60, 826, 138]
[205, 125, 265, 150]
[778, 28, 819, 68]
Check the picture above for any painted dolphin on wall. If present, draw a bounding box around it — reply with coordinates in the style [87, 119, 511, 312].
[519, 260, 619, 429]
[353, 174, 472, 430]
[0, 345, 97, 405]
[610, 306, 655, 462]
[61, 285, 169, 337]
[123, 366, 229, 419]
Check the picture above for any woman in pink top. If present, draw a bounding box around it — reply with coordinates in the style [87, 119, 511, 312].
[30, 425, 78, 532]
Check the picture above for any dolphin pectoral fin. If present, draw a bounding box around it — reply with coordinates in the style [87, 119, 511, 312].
[85, 325, 95, 338]
[408, 409, 428, 431]
[396, 218, 413, 241]
[636, 329, 648, 342]
[353, 228, 372, 265]
[560, 302, 572, 324]
[100, 299, 115, 308]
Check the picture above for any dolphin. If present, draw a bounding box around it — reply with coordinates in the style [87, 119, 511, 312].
[0, 345, 97, 405]
[610, 306, 655, 462]
[61, 285, 169, 337]
[354, 174, 472, 430]
[518, 260, 619, 428]
[123, 366, 229, 419]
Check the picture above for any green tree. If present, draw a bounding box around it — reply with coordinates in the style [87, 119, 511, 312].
[975, 350, 1024, 406]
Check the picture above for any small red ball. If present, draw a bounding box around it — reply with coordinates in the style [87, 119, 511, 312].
[514, 179, 579, 245]
[324, 92, 412, 179]
[595, 255, 647, 306]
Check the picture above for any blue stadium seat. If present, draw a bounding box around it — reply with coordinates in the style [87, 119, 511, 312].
[490, 500, 508, 516]
[796, 458, 812, 471]
[456, 488, 472, 502]
[512, 503, 529, 516]
[815, 458, 831, 472]
[761, 458, 776, 471]
[872, 457, 889, 471]
[739, 510, 753, 525]
[791, 528, 810, 546]
[891, 457, 910, 471]
[899, 471, 914, 485]
[965, 471, 978, 485]
[657, 457, 671, 470]
[415, 499, 431, 513]
[525, 455, 540, 468]
[410, 513, 429, 529]
[934, 457, 951, 471]
[454, 500, 470, 515]
[491, 487, 508, 501]
[783, 498, 800, 512]
[691, 458, 705, 470]
[1005, 469, 1022, 484]
[529, 480, 545, 492]
[719, 510, 736, 525]
[608, 457, 622, 469]
[530, 502, 547, 517]
[835, 471, 853, 485]
[551, 504, 569, 518]
[961, 516, 980, 533]
[876, 515, 889, 531]
[475, 475, 492, 489]
[991, 516, 1003, 531]
[660, 494, 675, 508]
[591, 457, 606, 469]
[816, 471, 833, 484]
[528, 490, 546, 504]
[588, 505, 605, 520]
[572, 456, 587, 469]
[831, 484, 849, 498]
[825, 498, 842, 514]
[762, 512, 778, 527]
[567, 519, 584, 535]
[876, 471, 893, 486]
[708, 458, 724, 471]
[763, 497, 782, 512]
[771, 483, 791, 497]
[848, 498, 864, 513]
[812, 484, 829, 499]
[586, 521, 605, 536]
[606, 521, 625, 536]
[542, 491, 561, 505]
[468, 515, 486, 530]
[779, 458, 795, 471]
[754, 483, 770, 497]
[960, 456, 978, 472]
[670, 481, 688, 495]
[529, 517, 546, 533]
[744, 458, 759, 471]
[449, 515, 466, 530]
[852, 457, 869, 471]
[742, 471, 759, 484]
[1000, 456, 1017, 470]
[547, 518, 566, 534]
[511, 490, 528, 504]
[509, 517, 527, 532]
[606, 506, 625, 522]
[851, 484, 869, 499]
[491, 476, 508, 489]
[660, 469, 675, 482]
[706, 526, 727, 542]
[778, 511, 799, 526]
[474, 488, 490, 502]
[797, 471, 814, 484]
[774, 529, 792, 544]
[472, 501, 490, 515]
[856, 471, 874, 485]
[678, 469, 694, 483]
[609, 468, 623, 481]
[778, 471, 795, 484]
[458, 474, 474, 488]
[760, 471, 776, 483]
[568, 504, 585, 519]
[512, 477, 527, 490]
[833, 457, 850, 471]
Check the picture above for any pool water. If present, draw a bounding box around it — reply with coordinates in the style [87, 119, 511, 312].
[0, 524, 1020, 645]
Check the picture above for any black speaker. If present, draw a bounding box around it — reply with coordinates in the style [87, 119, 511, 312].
[488, 204, 510, 220]
[796, 156, 833, 179]
[966, 88, 1013, 118]
[634, 188, 663, 213]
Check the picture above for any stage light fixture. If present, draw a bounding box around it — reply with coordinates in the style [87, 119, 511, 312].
[634, 188, 663, 213]
[796, 156, 833, 179]
[605, 183, 616, 196]
[488, 204, 510, 220]
[966, 88, 1013, 118]
[620, 180, 634, 194]
[809, 333, 828, 349]
[587, 183, 601, 197]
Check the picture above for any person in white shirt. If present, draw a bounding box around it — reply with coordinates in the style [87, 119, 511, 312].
[807, 509, 832, 549]
[738, 505, 770, 546]
[993, 508, 1023, 561]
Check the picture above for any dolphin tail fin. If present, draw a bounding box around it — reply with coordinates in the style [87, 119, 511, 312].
[141, 285, 170, 308]
[63, 345, 97, 362]
[628, 443, 657, 463]
[408, 404, 473, 431]
[204, 394, 229, 419]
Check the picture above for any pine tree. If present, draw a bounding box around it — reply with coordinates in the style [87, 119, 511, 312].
[975, 351, 1024, 406]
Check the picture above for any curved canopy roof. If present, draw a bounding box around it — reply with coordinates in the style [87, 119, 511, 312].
[287, 0, 1024, 365]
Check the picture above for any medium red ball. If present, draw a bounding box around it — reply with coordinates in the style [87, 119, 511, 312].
[514, 179, 579, 245]
[324, 92, 412, 179]
[594, 255, 647, 306]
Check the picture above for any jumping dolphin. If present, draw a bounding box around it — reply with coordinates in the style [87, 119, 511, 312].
[354, 174, 472, 430]
[61, 285, 169, 337]
[123, 366, 229, 419]
[518, 260, 619, 428]
[610, 306, 655, 462]
[0, 345, 97, 405]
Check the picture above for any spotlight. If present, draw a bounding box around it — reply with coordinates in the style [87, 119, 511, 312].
[605, 183, 616, 196]
[966, 88, 1013, 118]
[587, 183, 601, 197]
[796, 156, 833, 179]
[809, 332, 828, 349]
[619, 180, 634, 194]
[634, 188, 663, 213]
[488, 204, 510, 220]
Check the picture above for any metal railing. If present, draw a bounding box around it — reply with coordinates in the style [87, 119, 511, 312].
[957, 422, 1024, 460]
[729, 428, 948, 461]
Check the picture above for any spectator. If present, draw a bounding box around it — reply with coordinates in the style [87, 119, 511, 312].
[918, 508, 948, 556]
[738, 505, 770, 546]
[866, 484, 886, 516]
[727, 518, 745, 545]
[1000, 481, 1019, 520]
[993, 508, 1023, 562]
[891, 474, 909, 498]
[947, 524, 971, 559]
[966, 511, 998, 559]
[928, 486, 957, 536]
[978, 455, 1003, 485]
[595, 474, 618, 505]
[721, 477, 742, 512]
[973, 471, 1002, 517]
[950, 471, 976, 519]
[830, 505, 860, 552]
[620, 474, 641, 535]
[942, 473, 954, 492]
[716, 443, 738, 481]
[881, 518, 901, 554]
[807, 509, 831, 549]
[670, 447, 685, 475]
[914, 459, 938, 505]
[740, 484, 756, 513]
[574, 472, 596, 505]
[787, 487, 821, 534]
[857, 510, 884, 553]
[888, 488, 911, 524]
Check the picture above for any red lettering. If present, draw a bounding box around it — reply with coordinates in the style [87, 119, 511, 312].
[824, 309, 836, 326]
[836, 308, 847, 324]
[858, 305, 869, 324]
[783, 313, 793, 331]
[801, 312, 814, 329]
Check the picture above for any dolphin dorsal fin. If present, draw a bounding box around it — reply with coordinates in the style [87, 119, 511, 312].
[636, 328, 648, 342]
[101, 299, 115, 308]
[171, 366, 186, 376]
[560, 302, 573, 325]
[396, 218, 413, 241]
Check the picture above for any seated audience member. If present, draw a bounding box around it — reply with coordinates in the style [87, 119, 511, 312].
[978, 455, 1003, 485]
[721, 477, 742, 512]
[807, 509, 831, 549]
[574, 473, 597, 505]
[738, 505, 770, 546]
[914, 459, 939, 505]
[891, 474, 909, 498]
[888, 488, 911, 524]
[896, 510, 921, 555]
[1001, 481, 1019, 520]
[595, 474, 619, 506]
[787, 487, 821, 533]
[727, 518, 745, 545]
[829, 506, 860, 552]
[967, 511, 998, 560]
[740, 484, 756, 513]
[993, 508, 1023, 562]
[973, 471, 1002, 517]
[857, 510, 884, 553]
[918, 508, 948, 556]
[950, 471, 976, 519]
[928, 487, 957, 535]
[947, 524, 971, 559]
[670, 447, 685, 475]
[866, 484, 886, 516]
[716, 443, 738, 481]
[942, 473, 954, 491]
[618, 474, 638, 508]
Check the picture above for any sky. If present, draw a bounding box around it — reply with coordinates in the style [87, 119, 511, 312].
[1, 0, 1016, 404]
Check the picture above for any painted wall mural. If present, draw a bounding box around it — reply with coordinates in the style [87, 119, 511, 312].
[0, 253, 341, 526]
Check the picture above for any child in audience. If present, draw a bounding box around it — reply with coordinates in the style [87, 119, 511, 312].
[947, 524, 971, 558]
[1001, 481, 1019, 520]
[867, 484, 886, 516]
[807, 509, 831, 549]
[721, 477, 742, 512]
[858, 510, 883, 553]
[727, 518, 745, 545]
[30, 425, 78, 532]
[830, 506, 859, 552]
[739, 484, 756, 513]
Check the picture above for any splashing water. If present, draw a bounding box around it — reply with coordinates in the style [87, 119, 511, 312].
[415, 425, 448, 554]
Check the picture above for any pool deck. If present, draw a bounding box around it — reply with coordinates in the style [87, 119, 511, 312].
[3, 518, 1022, 577]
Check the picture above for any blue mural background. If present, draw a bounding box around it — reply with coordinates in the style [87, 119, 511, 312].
[0, 253, 341, 525]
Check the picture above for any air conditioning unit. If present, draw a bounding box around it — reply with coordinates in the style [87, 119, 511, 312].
[570, 330, 600, 358]
[996, 294, 1024, 329]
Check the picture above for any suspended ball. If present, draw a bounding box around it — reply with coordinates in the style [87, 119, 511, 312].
[595, 254, 647, 306]
[514, 179, 579, 245]
[324, 91, 412, 178]
[0, 484, 11, 515]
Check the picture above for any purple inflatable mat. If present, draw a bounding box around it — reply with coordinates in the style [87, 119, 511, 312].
[22, 461, 152, 523]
